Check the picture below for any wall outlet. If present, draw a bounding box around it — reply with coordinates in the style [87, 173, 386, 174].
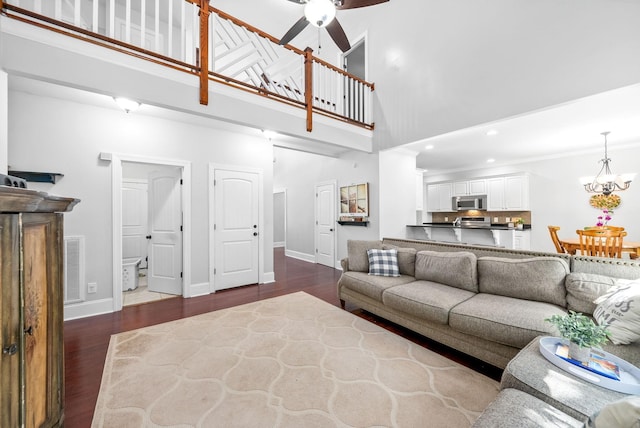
[493, 217, 499, 223]
[505, 217, 511, 222]
[88, 282, 98, 294]
[444, 216, 448, 222]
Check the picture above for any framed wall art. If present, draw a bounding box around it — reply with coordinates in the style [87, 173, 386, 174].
[339, 183, 369, 220]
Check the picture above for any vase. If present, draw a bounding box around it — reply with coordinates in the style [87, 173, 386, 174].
[568, 341, 591, 364]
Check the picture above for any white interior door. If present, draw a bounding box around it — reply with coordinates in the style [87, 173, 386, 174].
[214, 169, 260, 291]
[122, 180, 148, 268]
[148, 168, 182, 295]
[315, 182, 336, 267]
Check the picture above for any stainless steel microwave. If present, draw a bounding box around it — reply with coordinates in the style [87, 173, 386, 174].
[452, 195, 487, 211]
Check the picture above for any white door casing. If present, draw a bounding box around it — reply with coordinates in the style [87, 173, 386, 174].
[315, 181, 336, 268]
[109, 152, 192, 313]
[122, 180, 148, 268]
[212, 167, 261, 291]
[147, 169, 183, 295]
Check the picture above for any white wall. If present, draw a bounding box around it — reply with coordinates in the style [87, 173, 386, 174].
[425, 143, 640, 253]
[273, 147, 379, 262]
[379, 149, 417, 239]
[0, 70, 7, 173]
[8, 89, 274, 311]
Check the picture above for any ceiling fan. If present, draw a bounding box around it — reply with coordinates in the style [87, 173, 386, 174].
[278, 0, 389, 53]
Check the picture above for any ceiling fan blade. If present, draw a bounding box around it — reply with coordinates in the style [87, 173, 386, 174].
[326, 18, 351, 52]
[279, 16, 310, 46]
[337, 0, 389, 10]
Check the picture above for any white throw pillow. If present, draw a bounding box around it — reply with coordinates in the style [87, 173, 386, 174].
[586, 396, 640, 428]
[593, 279, 640, 345]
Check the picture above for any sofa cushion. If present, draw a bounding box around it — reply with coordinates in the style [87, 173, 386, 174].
[367, 248, 400, 277]
[382, 244, 417, 276]
[472, 388, 583, 428]
[449, 294, 567, 348]
[593, 280, 640, 345]
[347, 240, 383, 272]
[383, 281, 476, 325]
[565, 272, 616, 315]
[478, 257, 569, 307]
[338, 271, 414, 302]
[415, 251, 478, 292]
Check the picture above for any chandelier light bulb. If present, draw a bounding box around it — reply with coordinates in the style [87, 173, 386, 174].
[304, 0, 336, 28]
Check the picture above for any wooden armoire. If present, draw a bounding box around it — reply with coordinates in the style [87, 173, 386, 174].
[0, 186, 79, 428]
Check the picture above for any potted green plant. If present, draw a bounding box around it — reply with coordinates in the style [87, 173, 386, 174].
[545, 311, 610, 363]
[516, 218, 525, 230]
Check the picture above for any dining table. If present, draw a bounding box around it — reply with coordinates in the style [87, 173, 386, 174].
[559, 238, 640, 259]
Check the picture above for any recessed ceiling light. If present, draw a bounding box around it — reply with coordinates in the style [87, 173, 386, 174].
[113, 97, 140, 113]
[486, 130, 498, 136]
[262, 130, 278, 140]
[424, 145, 434, 150]
[487, 158, 495, 163]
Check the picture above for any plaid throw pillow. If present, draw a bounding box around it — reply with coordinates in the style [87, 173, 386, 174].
[367, 248, 400, 277]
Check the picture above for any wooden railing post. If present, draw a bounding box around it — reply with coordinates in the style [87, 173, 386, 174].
[304, 47, 313, 132]
[198, 0, 210, 105]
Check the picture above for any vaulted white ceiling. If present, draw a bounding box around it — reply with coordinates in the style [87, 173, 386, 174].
[215, 0, 640, 174]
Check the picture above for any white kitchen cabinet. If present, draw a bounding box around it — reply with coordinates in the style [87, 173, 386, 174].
[452, 179, 487, 196]
[487, 174, 529, 211]
[469, 179, 487, 195]
[453, 181, 468, 196]
[426, 182, 453, 212]
[514, 230, 531, 250]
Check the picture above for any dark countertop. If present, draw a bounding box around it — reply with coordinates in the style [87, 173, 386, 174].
[408, 223, 532, 231]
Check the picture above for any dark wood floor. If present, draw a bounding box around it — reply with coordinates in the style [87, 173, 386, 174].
[64, 248, 502, 427]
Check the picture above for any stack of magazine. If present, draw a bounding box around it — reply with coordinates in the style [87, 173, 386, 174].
[555, 344, 620, 381]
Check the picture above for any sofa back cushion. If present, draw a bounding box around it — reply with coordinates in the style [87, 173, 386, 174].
[565, 272, 617, 315]
[478, 257, 569, 307]
[383, 244, 417, 276]
[415, 251, 478, 292]
[347, 240, 383, 272]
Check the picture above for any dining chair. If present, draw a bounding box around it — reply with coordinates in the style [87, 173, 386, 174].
[547, 226, 566, 254]
[576, 228, 627, 258]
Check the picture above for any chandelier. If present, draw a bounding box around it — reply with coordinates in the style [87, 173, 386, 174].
[580, 132, 635, 195]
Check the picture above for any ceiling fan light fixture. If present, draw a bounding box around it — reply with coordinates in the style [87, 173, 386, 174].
[304, 0, 336, 28]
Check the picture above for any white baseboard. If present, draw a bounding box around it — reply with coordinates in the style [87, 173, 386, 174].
[188, 282, 210, 297]
[273, 241, 285, 248]
[64, 298, 114, 321]
[285, 249, 315, 263]
[262, 271, 275, 283]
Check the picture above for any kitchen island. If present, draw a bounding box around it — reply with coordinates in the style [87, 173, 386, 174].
[406, 222, 531, 250]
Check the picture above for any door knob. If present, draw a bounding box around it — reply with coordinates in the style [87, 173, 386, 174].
[146, 235, 152, 240]
[253, 232, 258, 236]
[330, 228, 334, 232]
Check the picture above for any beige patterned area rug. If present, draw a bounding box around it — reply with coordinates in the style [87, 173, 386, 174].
[92, 292, 499, 427]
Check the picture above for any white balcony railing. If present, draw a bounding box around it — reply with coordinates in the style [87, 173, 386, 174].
[2, 0, 374, 130]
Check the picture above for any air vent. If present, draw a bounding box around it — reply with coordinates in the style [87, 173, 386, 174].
[64, 236, 86, 304]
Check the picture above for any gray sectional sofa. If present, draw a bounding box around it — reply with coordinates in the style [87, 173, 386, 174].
[338, 238, 640, 369]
